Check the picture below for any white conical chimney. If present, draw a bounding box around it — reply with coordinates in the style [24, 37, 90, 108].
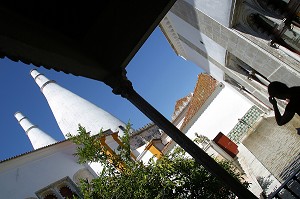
[15, 112, 57, 149]
[30, 69, 125, 138]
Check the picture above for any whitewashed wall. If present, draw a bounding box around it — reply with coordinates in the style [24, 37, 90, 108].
[185, 86, 253, 140]
[164, 0, 234, 82]
[0, 142, 91, 199]
[185, 0, 233, 26]
[166, 12, 226, 81]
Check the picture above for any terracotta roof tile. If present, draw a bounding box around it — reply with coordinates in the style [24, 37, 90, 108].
[180, 74, 218, 130]
[172, 93, 192, 120]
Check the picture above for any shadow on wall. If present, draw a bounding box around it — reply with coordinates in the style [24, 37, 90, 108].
[168, 0, 210, 74]
[257, 175, 273, 195]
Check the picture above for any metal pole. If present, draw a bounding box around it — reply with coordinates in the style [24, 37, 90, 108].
[104, 75, 257, 199]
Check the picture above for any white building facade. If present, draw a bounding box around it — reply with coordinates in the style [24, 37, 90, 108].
[160, 0, 300, 113]
[160, 1, 300, 196]
[0, 140, 94, 199]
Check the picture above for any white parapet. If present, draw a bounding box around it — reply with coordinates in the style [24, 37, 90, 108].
[15, 112, 57, 149]
[30, 69, 126, 138]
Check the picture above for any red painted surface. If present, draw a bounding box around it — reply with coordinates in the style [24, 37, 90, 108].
[213, 132, 238, 158]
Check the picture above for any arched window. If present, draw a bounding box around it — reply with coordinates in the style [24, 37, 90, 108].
[249, 14, 275, 33]
[257, 0, 300, 28]
[248, 13, 300, 54]
[248, 14, 276, 39]
[36, 177, 82, 199]
[59, 186, 78, 199]
[43, 194, 58, 199]
[256, 0, 290, 17]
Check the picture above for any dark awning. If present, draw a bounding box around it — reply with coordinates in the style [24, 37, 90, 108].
[0, 1, 176, 80]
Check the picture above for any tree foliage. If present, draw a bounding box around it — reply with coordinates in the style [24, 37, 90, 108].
[69, 124, 249, 199]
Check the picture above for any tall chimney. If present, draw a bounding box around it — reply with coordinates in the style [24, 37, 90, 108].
[30, 69, 125, 138]
[15, 112, 57, 149]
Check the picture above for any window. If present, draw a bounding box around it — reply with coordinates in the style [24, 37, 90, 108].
[44, 194, 58, 199]
[36, 177, 81, 199]
[248, 13, 300, 54]
[59, 186, 78, 198]
[248, 14, 276, 38]
[256, 0, 289, 17]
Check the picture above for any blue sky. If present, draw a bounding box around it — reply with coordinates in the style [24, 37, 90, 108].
[0, 28, 203, 161]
